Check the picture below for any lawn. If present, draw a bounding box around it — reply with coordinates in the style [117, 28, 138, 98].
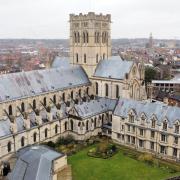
[68, 146, 180, 180]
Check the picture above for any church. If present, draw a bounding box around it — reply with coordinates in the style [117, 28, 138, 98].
[0, 12, 179, 165]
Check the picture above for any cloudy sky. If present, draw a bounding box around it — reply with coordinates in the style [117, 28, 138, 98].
[0, 0, 179, 39]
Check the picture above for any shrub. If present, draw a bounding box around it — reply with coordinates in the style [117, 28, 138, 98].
[110, 144, 117, 152]
[56, 135, 75, 145]
[96, 141, 109, 154]
[138, 153, 153, 165]
[88, 148, 96, 154]
[46, 141, 56, 148]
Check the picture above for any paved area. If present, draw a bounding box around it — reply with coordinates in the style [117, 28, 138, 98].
[57, 165, 72, 180]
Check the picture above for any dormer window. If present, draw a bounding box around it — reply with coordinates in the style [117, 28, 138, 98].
[163, 121, 167, 131]
[141, 115, 145, 125]
[175, 123, 179, 134]
[129, 113, 134, 123]
[151, 118, 156, 128]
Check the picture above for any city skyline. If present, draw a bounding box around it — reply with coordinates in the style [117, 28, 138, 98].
[0, 0, 180, 39]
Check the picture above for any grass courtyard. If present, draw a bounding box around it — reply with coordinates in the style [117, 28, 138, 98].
[68, 146, 180, 180]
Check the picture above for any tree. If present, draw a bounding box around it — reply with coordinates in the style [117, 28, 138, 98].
[96, 141, 109, 154]
[145, 67, 157, 85]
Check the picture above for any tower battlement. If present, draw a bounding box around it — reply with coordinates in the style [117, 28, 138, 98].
[70, 12, 111, 22]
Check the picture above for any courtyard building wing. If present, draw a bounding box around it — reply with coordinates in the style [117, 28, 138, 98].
[114, 98, 180, 127]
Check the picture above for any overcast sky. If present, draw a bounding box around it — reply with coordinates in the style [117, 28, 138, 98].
[0, 0, 179, 39]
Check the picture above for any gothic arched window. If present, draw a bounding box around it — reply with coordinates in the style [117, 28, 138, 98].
[97, 32, 100, 43]
[76, 53, 78, 63]
[116, 85, 119, 98]
[62, 93, 65, 102]
[79, 89, 81, 96]
[43, 97, 47, 107]
[86, 32, 89, 43]
[55, 124, 58, 134]
[94, 118, 97, 128]
[71, 91, 73, 99]
[45, 128, 48, 138]
[21, 102, 25, 112]
[77, 32, 80, 43]
[7, 142, 11, 152]
[65, 122, 68, 131]
[105, 84, 109, 97]
[9, 105, 13, 116]
[33, 132, 37, 143]
[84, 54, 86, 63]
[33, 99, 36, 109]
[70, 120, 74, 131]
[95, 82, 98, 95]
[74, 32, 77, 43]
[86, 121, 89, 131]
[83, 32, 86, 43]
[21, 136, 25, 147]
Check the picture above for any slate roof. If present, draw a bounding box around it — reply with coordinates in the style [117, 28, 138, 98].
[74, 97, 117, 119]
[52, 56, 71, 69]
[0, 119, 12, 138]
[0, 66, 90, 103]
[9, 145, 63, 180]
[0, 103, 67, 139]
[93, 56, 133, 79]
[114, 98, 180, 127]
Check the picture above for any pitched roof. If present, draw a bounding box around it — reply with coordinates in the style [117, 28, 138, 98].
[0, 66, 90, 103]
[0, 103, 67, 139]
[114, 98, 180, 127]
[9, 145, 63, 180]
[52, 56, 71, 69]
[74, 97, 117, 119]
[93, 56, 133, 79]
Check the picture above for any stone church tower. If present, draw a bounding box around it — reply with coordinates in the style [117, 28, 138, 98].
[69, 12, 111, 77]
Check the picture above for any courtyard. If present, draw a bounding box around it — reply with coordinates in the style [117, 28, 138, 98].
[68, 145, 180, 180]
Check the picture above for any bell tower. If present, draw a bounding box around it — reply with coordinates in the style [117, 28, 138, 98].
[69, 12, 111, 77]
